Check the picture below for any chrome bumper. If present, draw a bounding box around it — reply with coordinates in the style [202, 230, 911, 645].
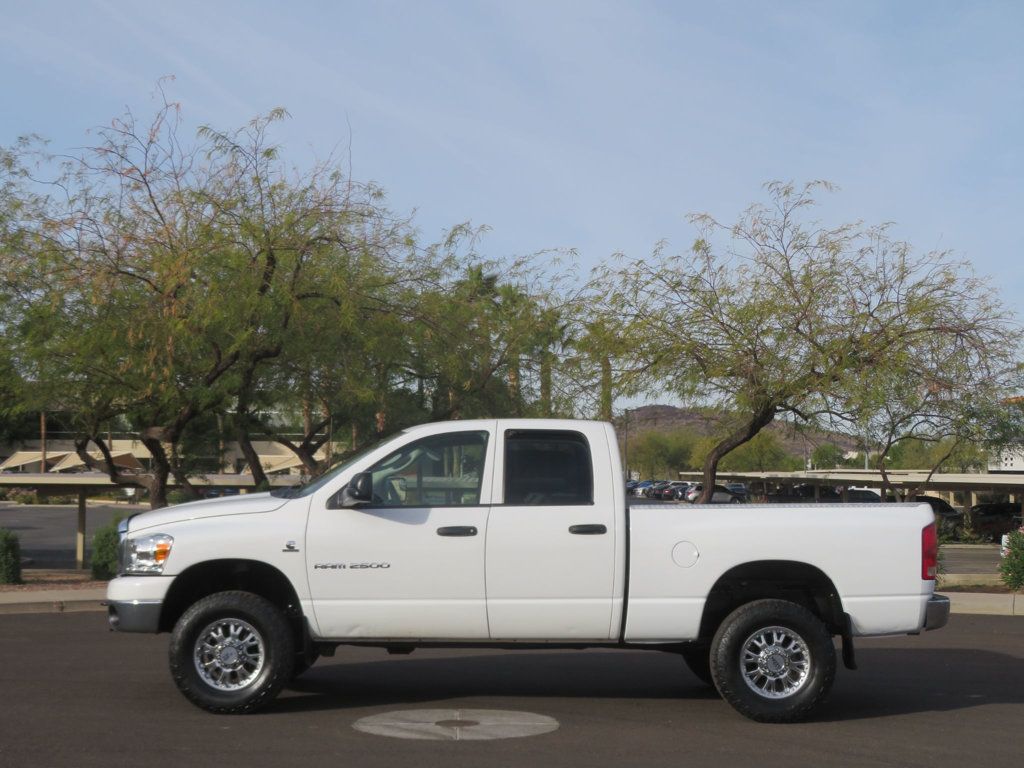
[106, 600, 162, 633]
[925, 594, 950, 631]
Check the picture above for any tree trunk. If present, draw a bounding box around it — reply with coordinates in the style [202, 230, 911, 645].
[40, 411, 47, 473]
[73, 435, 170, 508]
[237, 424, 270, 489]
[698, 405, 777, 503]
[169, 449, 201, 501]
[509, 359, 522, 416]
[540, 351, 553, 417]
[599, 356, 613, 421]
[139, 436, 171, 509]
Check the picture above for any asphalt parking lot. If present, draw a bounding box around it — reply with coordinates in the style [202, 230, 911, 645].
[0, 502, 135, 567]
[0, 612, 1020, 768]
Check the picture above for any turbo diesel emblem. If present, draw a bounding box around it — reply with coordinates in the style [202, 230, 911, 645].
[314, 562, 391, 570]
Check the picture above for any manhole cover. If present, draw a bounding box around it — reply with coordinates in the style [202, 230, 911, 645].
[352, 708, 559, 741]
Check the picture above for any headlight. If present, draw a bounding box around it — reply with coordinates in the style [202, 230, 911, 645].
[120, 534, 174, 575]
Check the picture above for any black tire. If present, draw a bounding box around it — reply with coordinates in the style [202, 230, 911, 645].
[680, 645, 713, 686]
[169, 590, 295, 714]
[709, 599, 836, 723]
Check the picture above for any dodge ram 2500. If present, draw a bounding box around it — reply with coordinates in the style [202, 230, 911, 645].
[107, 419, 949, 722]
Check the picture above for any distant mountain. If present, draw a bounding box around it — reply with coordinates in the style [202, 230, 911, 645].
[614, 404, 858, 459]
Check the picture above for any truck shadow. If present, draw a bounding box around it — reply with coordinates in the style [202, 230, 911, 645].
[277, 647, 1024, 720]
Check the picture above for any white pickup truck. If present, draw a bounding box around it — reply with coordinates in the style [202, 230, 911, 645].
[107, 419, 949, 722]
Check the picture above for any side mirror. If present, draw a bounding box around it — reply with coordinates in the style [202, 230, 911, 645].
[339, 471, 373, 508]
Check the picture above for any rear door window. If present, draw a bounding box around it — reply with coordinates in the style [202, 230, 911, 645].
[503, 430, 593, 505]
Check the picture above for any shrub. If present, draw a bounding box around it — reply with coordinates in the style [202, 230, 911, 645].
[91, 516, 123, 580]
[999, 529, 1024, 592]
[0, 487, 9, 501]
[166, 489, 197, 505]
[0, 528, 23, 584]
[11, 491, 39, 505]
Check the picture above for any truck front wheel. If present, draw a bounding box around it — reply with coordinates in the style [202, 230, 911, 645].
[169, 591, 294, 714]
[710, 599, 836, 723]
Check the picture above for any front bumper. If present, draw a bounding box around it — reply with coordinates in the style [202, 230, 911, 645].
[107, 599, 162, 633]
[105, 575, 173, 633]
[924, 594, 950, 631]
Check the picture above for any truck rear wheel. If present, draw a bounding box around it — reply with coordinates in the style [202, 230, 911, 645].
[710, 599, 835, 723]
[169, 590, 294, 714]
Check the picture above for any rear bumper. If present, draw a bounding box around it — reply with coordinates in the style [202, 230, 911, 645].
[924, 594, 950, 631]
[106, 600, 162, 633]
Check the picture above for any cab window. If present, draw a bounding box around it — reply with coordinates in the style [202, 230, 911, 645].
[366, 431, 488, 507]
[504, 430, 594, 505]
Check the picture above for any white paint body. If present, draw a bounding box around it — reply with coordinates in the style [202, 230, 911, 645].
[110, 419, 936, 643]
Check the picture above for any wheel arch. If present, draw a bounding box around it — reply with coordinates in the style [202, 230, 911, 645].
[159, 559, 304, 634]
[698, 560, 845, 641]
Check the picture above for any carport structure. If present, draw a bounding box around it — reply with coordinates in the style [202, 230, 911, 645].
[687, 469, 1024, 506]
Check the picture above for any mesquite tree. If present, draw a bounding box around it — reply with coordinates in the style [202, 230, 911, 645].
[597, 182, 1020, 502]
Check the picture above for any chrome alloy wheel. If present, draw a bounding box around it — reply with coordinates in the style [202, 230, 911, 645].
[739, 625, 812, 699]
[193, 618, 266, 691]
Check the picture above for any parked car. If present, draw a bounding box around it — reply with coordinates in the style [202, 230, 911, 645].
[672, 482, 693, 500]
[966, 502, 1022, 542]
[644, 481, 671, 498]
[684, 483, 744, 504]
[724, 482, 749, 499]
[653, 480, 688, 500]
[847, 487, 882, 503]
[765, 484, 840, 503]
[631, 480, 654, 497]
[904, 496, 961, 537]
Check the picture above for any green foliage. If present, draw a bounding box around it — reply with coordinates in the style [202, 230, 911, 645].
[90, 519, 121, 580]
[999, 529, 1024, 592]
[722, 431, 802, 471]
[595, 181, 1022, 493]
[629, 429, 699, 478]
[691, 430, 802, 472]
[166, 489, 194, 506]
[0, 528, 23, 584]
[811, 443, 845, 469]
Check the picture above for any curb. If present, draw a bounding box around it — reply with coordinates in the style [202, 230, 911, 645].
[945, 591, 1022, 617]
[938, 574, 1003, 587]
[0, 599, 106, 616]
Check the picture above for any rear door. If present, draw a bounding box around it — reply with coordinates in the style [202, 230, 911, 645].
[484, 424, 618, 640]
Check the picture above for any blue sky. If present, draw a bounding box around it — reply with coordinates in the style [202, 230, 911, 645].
[2, 0, 1022, 322]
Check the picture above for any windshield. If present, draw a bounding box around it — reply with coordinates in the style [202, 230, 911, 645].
[269, 433, 404, 499]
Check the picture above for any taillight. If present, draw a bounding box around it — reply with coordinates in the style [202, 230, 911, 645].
[922, 522, 938, 580]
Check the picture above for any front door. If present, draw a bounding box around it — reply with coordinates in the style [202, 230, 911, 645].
[306, 428, 493, 639]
